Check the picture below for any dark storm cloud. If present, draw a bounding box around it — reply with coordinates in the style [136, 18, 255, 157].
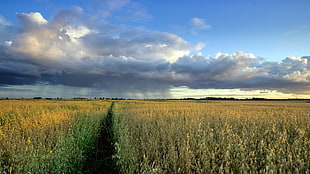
[45, 72, 171, 92]
[171, 52, 310, 94]
[0, 45, 41, 85]
[172, 52, 260, 76]
[0, 10, 309, 97]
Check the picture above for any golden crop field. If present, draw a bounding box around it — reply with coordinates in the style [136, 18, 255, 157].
[0, 99, 309, 173]
[0, 99, 111, 173]
[113, 100, 310, 173]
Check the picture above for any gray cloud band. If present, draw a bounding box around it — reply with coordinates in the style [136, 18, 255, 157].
[0, 11, 309, 95]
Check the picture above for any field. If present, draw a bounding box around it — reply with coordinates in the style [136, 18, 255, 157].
[0, 99, 112, 173]
[0, 99, 309, 173]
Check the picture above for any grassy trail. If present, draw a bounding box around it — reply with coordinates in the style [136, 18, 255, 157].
[83, 102, 119, 174]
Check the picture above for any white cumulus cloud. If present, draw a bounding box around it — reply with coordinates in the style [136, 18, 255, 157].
[16, 12, 47, 29]
[11, 11, 91, 68]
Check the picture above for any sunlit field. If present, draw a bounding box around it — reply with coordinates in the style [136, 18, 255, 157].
[113, 100, 310, 173]
[0, 99, 309, 173]
[0, 99, 111, 173]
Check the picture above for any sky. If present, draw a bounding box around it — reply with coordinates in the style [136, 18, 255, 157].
[0, 0, 310, 99]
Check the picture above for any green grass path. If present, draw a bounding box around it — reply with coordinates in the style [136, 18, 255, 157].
[83, 102, 119, 173]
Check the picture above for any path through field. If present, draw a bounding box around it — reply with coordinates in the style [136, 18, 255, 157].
[83, 102, 119, 173]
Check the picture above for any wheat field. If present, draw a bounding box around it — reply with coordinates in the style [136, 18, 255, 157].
[113, 100, 310, 173]
[0, 99, 111, 173]
[0, 99, 309, 173]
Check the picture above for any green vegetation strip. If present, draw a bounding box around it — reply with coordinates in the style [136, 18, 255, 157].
[46, 104, 112, 173]
[83, 101, 119, 173]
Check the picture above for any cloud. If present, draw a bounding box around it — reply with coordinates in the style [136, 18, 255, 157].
[0, 15, 16, 45]
[283, 26, 310, 36]
[0, 10, 309, 97]
[171, 52, 310, 94]
[103, 0, 130, 10]
[0, 44, 42, 85]
[83, 28, 195, 63]
[190, 17, 211, 34]
[16, 12, 48, 29]
[11, 10, 90, 69]
[0, 15, 11, 26]
[115, 1, 152, 22]
[91, 0, 152, 22]
[0, 10, 194, 97]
